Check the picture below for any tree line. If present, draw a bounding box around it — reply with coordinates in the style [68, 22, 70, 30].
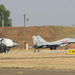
[0, 4, 12, 27]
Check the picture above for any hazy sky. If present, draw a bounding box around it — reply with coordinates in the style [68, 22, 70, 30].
[1, 0, 75, 27]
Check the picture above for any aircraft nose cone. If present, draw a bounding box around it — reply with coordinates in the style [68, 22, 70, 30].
[13, 42, 18, 47]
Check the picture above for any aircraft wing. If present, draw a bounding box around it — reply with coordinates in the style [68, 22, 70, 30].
[48, 37, 75, 45]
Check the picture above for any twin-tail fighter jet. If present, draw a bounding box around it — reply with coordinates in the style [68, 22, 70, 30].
[31, 35, 75, 50]
[0, 38, 18, 53]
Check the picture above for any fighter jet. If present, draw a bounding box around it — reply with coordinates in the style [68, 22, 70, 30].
[32, 35, 75, 50]
[0, 38, 18, 53]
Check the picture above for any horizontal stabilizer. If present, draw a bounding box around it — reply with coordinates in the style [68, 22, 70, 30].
[28, 46, 34, 48]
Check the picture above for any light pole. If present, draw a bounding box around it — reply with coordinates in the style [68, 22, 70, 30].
[24, 14, 26, 49]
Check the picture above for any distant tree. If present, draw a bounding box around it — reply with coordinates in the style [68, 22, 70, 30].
[0, 4, 12, 27]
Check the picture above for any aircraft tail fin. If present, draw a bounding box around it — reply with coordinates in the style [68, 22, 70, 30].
[37, 35, 47, 46]
[32, 36, 37, 45]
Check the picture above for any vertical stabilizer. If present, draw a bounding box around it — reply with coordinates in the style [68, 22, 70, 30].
[32, 36, 37, 45]
[37, 35, 47, 46]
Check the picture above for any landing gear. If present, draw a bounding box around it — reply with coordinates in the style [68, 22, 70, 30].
[4, 48, 10, 53]
[54, 47, 56, 50]
[50, 47, 53, 50]
[50, 47, 56, 50]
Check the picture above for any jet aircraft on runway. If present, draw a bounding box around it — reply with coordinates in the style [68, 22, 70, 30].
[31, 35, 75, 50]
[0, 38, 18, 53]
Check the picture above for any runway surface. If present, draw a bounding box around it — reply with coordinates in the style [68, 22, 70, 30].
[0, 68, 75, 75]
[9, 50, 67, 54]
[1, 50, 74, 59]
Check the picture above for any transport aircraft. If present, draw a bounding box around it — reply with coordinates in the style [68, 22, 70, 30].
[0, 38, 18, 53]
[30, 35, 75, 50]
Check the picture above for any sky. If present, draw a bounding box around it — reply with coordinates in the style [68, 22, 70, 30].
[1, 0, 75, 27]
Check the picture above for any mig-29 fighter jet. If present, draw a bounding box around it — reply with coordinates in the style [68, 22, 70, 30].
[0, 38, 18, 53]
[32, 35, 75, 50]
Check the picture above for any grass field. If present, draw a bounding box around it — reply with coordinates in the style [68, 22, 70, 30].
[0, 49, 75, 70]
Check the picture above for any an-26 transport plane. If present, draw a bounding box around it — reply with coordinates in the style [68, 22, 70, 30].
[32, 35, 75, 50]
[0, 38, 18, 53]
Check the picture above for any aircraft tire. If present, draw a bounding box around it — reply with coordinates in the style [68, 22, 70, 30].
[54, 47, 56, 50]
[50, 47, 53, 50]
